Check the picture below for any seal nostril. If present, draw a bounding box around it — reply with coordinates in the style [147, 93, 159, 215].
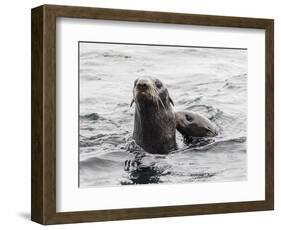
[137, 82, 148, 90]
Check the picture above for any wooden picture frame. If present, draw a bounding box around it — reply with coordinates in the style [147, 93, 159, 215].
[31, 4, 274, 225]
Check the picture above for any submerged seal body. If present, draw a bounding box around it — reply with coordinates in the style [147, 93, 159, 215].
[175, 111, 218, 137]
[131, 77, 177, 154]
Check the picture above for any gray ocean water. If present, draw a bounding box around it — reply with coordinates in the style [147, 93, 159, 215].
[79, 42, 247, 188]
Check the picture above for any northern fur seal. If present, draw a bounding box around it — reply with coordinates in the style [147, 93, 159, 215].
[130, 77, 177, 154]
[175, 111, 218, 137]
[130, 77, 218, 154]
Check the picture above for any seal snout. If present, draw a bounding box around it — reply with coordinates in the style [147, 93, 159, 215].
[136, 79, 149, 92]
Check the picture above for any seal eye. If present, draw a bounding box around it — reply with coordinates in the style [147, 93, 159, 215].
[155, 81, 162, 89]
[185, 114, 194, 122]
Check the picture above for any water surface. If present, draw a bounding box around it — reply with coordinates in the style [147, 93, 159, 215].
[79, 42, 247, 187]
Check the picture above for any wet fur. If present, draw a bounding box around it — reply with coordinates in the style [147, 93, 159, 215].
[132, 77, 177, 154]
[131, 77, 217, 154]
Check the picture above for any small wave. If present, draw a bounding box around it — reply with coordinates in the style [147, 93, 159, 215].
[136, 68, 145, 73]
[102, 50, 131, 59]
[80, 140, 96, 148]
[80, 134, 109, 148]
[116, 102, 130, 107]
[222, 73, 247, 90]
[123, 166, 161, 184]
[171, 136, 246, 154]
[87, 134, 107, 140]
[80, 72, 111, 81]
[81, 133, 128, 149]
[223, 82, 240, 89]
[232, 73, 247, 79]
[125, 140, 145, 153]
[182, 48, 212, 58]
[189, 172, 216, 179]
[81, 74, 102, 81]
[185, 96, 203, 105]
[183, 137, 216, 148]
[190, 136, 247, 152]
[81, 113, 104, 121]
[186, 104, 215, 113]
[80, 126, 94, 131]
[80, 156, 121, 171]
[79, 50, 96, 58]
[81, 60, 104, 67]
[123, 151, 172, 184]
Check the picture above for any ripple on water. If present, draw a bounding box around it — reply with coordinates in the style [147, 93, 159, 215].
[78, 44, 247, 187]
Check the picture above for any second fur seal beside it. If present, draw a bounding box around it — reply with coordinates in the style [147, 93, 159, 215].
[130, 76, 217, 154]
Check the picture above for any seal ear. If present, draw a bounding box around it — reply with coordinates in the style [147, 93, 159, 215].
[169, 96, 174, 106]
[130, 99, 135, 107]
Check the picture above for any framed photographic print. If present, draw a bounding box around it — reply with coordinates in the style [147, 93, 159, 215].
[31, 4, 274, 225]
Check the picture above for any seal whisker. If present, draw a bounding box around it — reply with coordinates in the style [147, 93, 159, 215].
[153, 87, 165, 110]
[158, 96, 166, 110]
[149, 86, 160, 110]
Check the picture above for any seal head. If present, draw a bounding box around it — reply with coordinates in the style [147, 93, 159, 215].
[131, 77, 177, 154]
[175, 111, 218, 137]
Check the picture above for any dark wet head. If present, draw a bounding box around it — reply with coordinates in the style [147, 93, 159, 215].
[130, 77, 174, 109]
